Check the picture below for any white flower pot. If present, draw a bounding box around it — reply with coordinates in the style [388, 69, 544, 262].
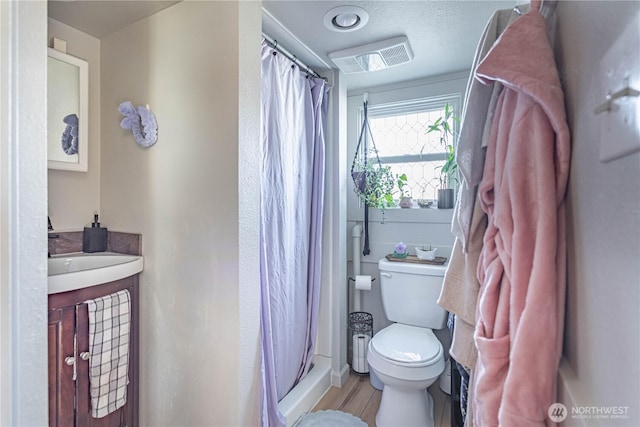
[415, 246, 437, 261]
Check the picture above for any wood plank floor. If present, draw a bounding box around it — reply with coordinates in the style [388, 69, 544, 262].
[312, 373, 451, 426]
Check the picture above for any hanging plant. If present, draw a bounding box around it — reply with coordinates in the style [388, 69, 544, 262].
[351, 99, 405, 254]
[352, 159, 396, 211]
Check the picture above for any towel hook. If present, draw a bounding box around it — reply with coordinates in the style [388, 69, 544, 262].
[594, 80, 640, 114]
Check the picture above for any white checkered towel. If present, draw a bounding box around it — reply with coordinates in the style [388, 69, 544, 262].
[86, 289, 131, 418]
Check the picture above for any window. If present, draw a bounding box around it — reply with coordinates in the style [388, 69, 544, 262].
[359, 95, 460, 201]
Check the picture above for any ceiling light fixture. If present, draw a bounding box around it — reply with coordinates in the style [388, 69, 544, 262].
[323, 6, 369, 32]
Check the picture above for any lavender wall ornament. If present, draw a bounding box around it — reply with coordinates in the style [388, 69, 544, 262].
[118, 101, 158, 148]
[61, 113, 79, 155]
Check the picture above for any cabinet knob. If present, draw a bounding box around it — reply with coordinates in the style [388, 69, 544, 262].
[80, 351, 90, 361]
[64, 356, 75, 366]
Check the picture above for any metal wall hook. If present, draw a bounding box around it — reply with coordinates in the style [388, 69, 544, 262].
[594, 84, 640, 114]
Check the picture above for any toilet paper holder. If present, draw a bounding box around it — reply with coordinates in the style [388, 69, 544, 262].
[348, 311, 373, 375]
[348, 277, 375, 282]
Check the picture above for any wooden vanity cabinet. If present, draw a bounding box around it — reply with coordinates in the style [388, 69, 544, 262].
[48, 275, 139, 427]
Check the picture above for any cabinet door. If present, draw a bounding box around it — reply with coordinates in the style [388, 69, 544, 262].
[76, 291, 134, 427]
[48, 307, 76, 427]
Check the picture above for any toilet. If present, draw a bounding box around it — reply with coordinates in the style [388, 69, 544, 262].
[367, 258, 447, 427]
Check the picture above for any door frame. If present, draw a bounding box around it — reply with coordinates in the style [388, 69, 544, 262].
[0, 1, 49, 425]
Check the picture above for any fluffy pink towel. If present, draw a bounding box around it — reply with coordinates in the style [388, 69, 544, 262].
[472, 6, 570, 427]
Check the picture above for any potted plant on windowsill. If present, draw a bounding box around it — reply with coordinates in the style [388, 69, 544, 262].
[426, 103, 459, 209]
[396, 173, 411, 208]
[416, 183, 434, 208]
[437, 144, 457, 209]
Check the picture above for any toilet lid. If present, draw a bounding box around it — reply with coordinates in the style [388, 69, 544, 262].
[370, 324, 442, 366]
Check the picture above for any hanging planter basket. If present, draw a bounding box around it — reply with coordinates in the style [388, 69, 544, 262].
[350, 100, 397, 255]
[351, 171, 368, 194]
[352, 170, 368, 194]
[350, 102, 395, 210]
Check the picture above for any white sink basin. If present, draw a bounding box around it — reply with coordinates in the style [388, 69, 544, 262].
[48, 252, 143, 294]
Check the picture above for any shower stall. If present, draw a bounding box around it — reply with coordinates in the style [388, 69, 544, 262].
[259, 28, 348, 426]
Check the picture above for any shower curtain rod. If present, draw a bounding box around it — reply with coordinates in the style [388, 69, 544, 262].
[262, 34, 328, 82]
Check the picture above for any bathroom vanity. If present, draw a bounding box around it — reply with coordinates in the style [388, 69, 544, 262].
[47, 232, 142, 427]
[48, 275, 139, 427]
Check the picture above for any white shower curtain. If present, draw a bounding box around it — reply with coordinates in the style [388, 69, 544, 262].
[259, 39, 329, 427]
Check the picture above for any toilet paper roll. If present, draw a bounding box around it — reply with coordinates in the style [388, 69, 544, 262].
[352, 334, 370, 373]
[355, 275, 372, 291]
[353, 356, 367, 373]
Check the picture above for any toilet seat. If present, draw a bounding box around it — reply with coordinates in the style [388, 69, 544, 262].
[370, 323, 442, 367]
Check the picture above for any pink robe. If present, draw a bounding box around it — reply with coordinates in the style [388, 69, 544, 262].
[472, 7, 571, 427]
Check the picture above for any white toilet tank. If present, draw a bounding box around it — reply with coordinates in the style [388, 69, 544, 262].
[378, 258, 447, 329]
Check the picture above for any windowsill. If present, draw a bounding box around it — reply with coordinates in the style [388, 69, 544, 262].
[347, 204, 454, 224]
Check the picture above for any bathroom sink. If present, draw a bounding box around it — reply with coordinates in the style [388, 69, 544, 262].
[48, 252, 143, 294]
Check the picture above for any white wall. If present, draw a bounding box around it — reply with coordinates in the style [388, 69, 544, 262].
[47, 19, 101, 231]
[0, 1, 48, 425]
[237, 1, 262, 425]
[100, 1, 261, 425]
[316, 69, 349, 384]
[555, 1, 640, 425]
[346, 72, 467, 334]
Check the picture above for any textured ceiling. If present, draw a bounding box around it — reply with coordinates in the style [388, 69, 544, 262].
[48, 0, 515, 91]
[48, 1, 180, 39]
[263, 0, 513, 91]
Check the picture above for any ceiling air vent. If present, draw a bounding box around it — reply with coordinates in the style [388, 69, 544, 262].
[329, 36, 414, 74]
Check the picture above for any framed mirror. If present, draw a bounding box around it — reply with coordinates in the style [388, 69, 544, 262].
[48, 48, 88, 172]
